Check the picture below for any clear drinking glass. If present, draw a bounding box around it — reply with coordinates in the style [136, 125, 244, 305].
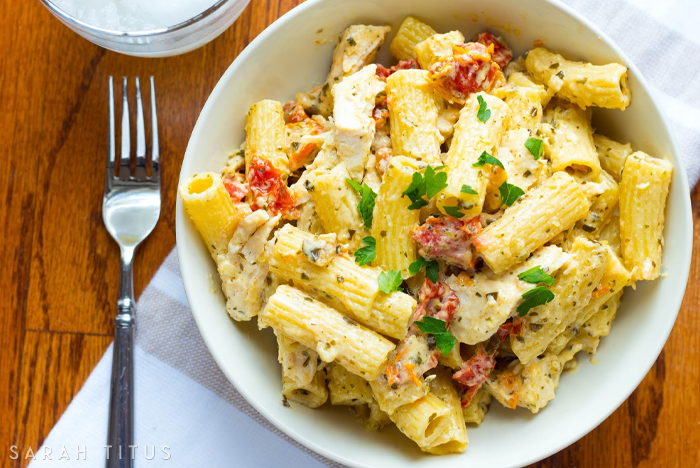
[39, 0, 251, 57]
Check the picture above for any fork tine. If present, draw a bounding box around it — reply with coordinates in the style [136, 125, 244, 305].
[120, 77, 131, 181]
[150, 76, 160, 181]
[134, 77, 148, 181]
[107, 76, 116, 179]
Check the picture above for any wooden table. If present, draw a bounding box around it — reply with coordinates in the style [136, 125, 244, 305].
[1, 1, 698, 467]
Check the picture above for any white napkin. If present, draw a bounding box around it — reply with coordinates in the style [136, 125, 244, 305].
[29, 1, 700, 467]
[28, 250, 342, 467]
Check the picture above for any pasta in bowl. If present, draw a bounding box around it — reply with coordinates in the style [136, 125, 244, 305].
[176, 0, 692, 466]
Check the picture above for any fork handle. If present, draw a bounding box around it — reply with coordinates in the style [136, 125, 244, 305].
[107, 247, 136, 468]
[107, 311, 135, 467]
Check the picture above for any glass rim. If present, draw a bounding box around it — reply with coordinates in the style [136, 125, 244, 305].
[39, 0, 237, 37]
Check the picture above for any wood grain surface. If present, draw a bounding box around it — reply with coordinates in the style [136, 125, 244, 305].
[1, 1, 698, 467]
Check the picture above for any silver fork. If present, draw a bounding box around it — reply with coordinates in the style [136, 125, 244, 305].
[102, 76, 160, 468]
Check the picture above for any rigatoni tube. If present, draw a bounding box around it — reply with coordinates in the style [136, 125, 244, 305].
[245, 100, 289, 175]
[259, 285, 395, 380]
[619, 151, 673, 281]
[473, 172, 589, 274]
[543, 98, 600, 176]
[437, 92, 510, 219]
[270, 224, 380, 316]
[372, 156, 422, 278]
[389, 16, 437, 61]
[386, 70, 443, 166]
[525, 47, 631, 110]
[179, 172, 241, 257]
[511, 236, 608, 364]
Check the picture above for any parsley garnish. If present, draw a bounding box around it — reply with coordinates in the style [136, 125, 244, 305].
[476, 95, 491, 122]
[415, 316, 456, 355]
[461, 184, 478, 195]
[402, 165, 447, 210]
[347, 179, 377, 228]
[518, 266, 555, 286]
[517, 286, 555, 316]
[498, 182, 524, 206]
[525, 137, 544, 160]
[403, 172, 428, 209]
[443, 205, 465, 218]
[378, 269, 403, 293]
[354, 236, 376, 266]
[409, 257, 439, 283]
[472, 151, 504, 170]
[425, 166, 448, 199]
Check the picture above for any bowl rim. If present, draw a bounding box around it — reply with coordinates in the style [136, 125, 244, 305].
[176, 0, 693, 465]
[39, 0, 242, 37]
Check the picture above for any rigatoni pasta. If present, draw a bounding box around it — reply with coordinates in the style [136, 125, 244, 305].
[575, 170, 620, 237]
[543, 98, 600, 176]
[525, 47, 631, 110]
[389, 393, 452, 449]
[307, 164, 366, 242]
[474, 172, 589, 274]
[245, 100, 289, 175]
[462, 388, 491, 425]
[511, 236, 608, 364]
[179, 172, 243, 256]
[437, 92, 511, 219]
[179, 17, 673, 455]
[594, 133, 633, 181]
[619, 151, 673, 281]
[276, 333, 328, 408]
[389, 16, 437, 61]
[371, 156, 422, 277]
[386, 70, 443, 166]
[260, 285, 395, 380]
[424, 369, 469, 454]
[270, 224, 380, 316]
[327, 363, 374, 406]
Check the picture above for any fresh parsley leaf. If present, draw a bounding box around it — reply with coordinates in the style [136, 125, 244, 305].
[415, 316, 449, 335]
[498, 182, 525, 206]
[415, 316, 456, 355]
[378, 269, 403, 293]
[408, 256, 439, 283]
[476, 95, 491, 122]
[403, 172, 424, 198]
[347, 178, 377, 228]
[518, 266, 555, 286]
[408, 257, 428, 276]
[354, 236, 376, 266]
[403, 172, 427, 210]
[408, 198, 429, 210]
[517, 286, 555, 316]
[443, 205, 465, 218]
[346, 178, 362, 193]
[461, 184, 478, 195]
[472, 151, 505, 170]
[424, 166, 448, 200]
[524, 137, 544, 160]
[425, 260, 439, 283]
[402, 166, 447, 210]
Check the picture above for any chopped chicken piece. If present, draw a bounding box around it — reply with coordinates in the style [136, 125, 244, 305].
[332, 64, 386, 180]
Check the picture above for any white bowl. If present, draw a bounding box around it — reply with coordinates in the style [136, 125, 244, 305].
[176, 0, 693, 466]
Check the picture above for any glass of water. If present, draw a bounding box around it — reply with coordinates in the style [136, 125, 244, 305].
[40, 0, 251, 57]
